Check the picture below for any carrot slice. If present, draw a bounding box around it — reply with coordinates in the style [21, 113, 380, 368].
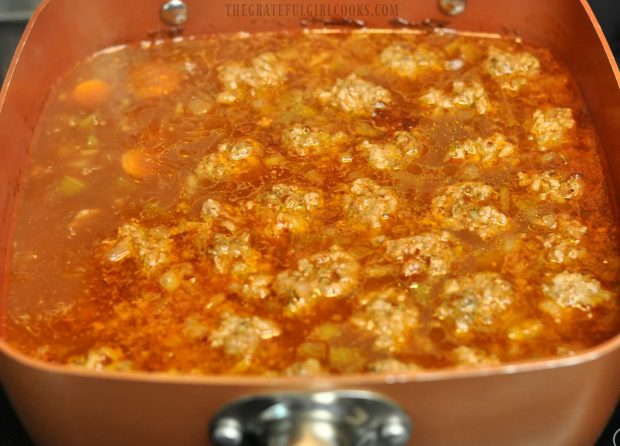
[121, 149, 157, 178]
[72, 79, 111, 108]
[130, 63, 181, 99]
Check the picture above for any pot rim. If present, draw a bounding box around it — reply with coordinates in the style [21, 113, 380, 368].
[1, 0, 620, 388]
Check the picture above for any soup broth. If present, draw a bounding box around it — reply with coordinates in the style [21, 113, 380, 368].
[7, 29, 620, 376]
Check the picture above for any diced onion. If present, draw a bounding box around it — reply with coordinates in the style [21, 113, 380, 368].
[160, 270, 181, 292]
[187, 96, 213, 115]
[329, 347, 366, 372]
[459, 163, 480, 180]
[314, 323, 341, 341]
[58, 176, 86, 196]
[106, 241, 131, 263]
[297, 342, 327, 360]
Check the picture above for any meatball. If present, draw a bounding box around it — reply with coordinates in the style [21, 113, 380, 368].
[542, 233, 584, 263]
[444, 133, 515, 166]
[70, 347, 133, 372]
[217, 52, 287, 103]
[502, 214, 588, 280]
[105, 218, 216, 277]
[420, 80, 489, 115]
[431, 181, 510, 239]
[534, 213, 586, 236]
[517, 171, 584, 204]
[379, 44, 442, 77]
[351, 287, 419, 352]
[235, 273, 274, 301]
[209, 232, 259, 275]
[199, 199, 242, 234]
[106, 223, 173, 276]
[541, 272, 614, 318]
[316, 73, 392, 116]
[209, 312, 281, 358]
[385, 230, 463, 277]
[281, 124, 347, 157]
[485, 47, 540, 91]
[273, 246, 360, 314]
[207, 231, 275, 302]
[534, 214, 587, 264]
[530, 108, 575, 150]
[343, 178, 399, 231]
[435, 272, 515, 337]
[253, 183, 324, 235]
[485, 47, 540, 77]
[194, 138, 263, 183]
[357, 130, 423, 171]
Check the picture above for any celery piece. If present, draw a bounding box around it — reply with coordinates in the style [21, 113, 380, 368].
[79, 114, 98, 129]
[86, 134, 99, 147]
[58, 176, 86, 196]
[116, 176, 138, 192]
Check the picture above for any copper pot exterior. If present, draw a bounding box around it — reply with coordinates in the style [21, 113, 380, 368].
[1, 1, 620, 445]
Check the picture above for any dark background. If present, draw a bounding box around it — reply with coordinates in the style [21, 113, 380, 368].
[1, 1, 620, 445]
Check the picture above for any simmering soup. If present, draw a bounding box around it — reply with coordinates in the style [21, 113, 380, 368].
[7, 29, 620, 376]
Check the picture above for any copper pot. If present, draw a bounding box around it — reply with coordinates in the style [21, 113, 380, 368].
[1, 0, 619, 445]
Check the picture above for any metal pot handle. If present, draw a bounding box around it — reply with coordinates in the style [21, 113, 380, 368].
[209, 390, 412, 446]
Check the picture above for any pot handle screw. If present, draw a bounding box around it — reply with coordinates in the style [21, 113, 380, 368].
[379, 417, 410, 445]
[212, 418, 244, 446]
[160, 0, 188, 27]
[438, 0, 467, 16]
